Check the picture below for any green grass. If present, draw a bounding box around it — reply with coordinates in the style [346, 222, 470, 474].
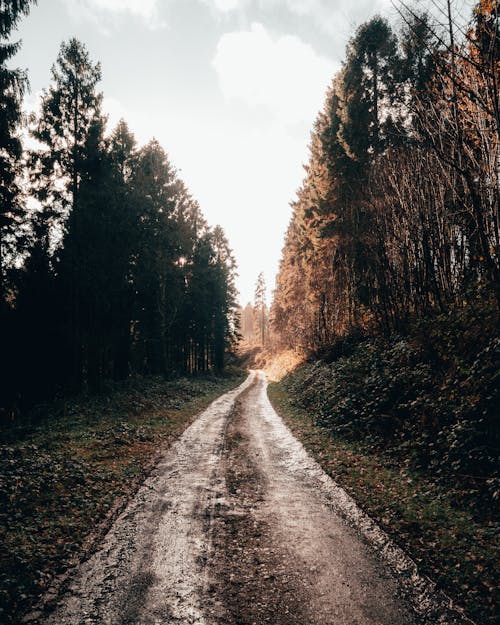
[268, 382, 499, 625]
[0, 369, 246, 624]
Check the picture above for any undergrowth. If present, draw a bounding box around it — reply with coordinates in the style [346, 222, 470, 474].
[268, 383, 499, 625]
[268, 303, 499, 625]
[290, 306, 499, 512]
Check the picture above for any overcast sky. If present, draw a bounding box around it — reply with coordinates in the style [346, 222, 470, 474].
[13, 0, 473, 305]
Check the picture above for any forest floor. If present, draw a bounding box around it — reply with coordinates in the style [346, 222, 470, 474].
[0, 369, 245, 625]
[14, 370, 476, 625]
[268, 381, 498, 625]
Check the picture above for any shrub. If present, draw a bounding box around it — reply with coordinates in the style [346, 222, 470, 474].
[284, 323, 499, 510]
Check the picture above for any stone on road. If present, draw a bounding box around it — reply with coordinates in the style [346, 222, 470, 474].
[39, 371, 466, 625]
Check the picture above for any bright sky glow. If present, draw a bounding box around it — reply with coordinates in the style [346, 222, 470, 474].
[213, 23, 335, 125]
[14, 0, 474, 305]
[212, 0, 240, 12]
[77, 0, 158, 17]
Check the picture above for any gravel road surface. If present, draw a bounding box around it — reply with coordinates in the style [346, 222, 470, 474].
[39, 371, 470, 625]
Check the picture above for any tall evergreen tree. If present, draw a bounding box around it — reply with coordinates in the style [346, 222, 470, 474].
[0, 0, 36, 301]
[399, 11, 436, 96]
[338, 17, 400, 313]
[107, 119, 138, 379]
[31, 38, 103, 222]
[0, 0, 36, 413]
[340, 16, 399, 161]
[131, 139, 182, 374]
[211, 225, 239, 370]
[31, 38, 106, 391]
[254, 272, 268, 347]
[241, 302, 254, 342]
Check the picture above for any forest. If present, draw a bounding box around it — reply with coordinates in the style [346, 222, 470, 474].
[0, 1, 499, 624]
[271, 0, 499, 493]
[269, 2, 499, 622]
[0, 2, 239, 418]
[273, 1, 499, 347]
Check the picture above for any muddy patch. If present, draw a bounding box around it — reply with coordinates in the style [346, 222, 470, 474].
[205, 390, 309, 625]
[118, 571, 157, 625]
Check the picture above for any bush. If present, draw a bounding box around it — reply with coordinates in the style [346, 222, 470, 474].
[284, 317, 499, 511]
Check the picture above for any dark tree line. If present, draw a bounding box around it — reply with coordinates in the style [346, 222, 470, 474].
[1, 15, 239, 415]
[272, 0, 499, 351]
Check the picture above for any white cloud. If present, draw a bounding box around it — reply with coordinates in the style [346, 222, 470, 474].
[280, 0, 321, 15]
[201, 0, 250, 12]
[89, 0, 158, 17]
[213, 0, 240, 11]
[277, 0, 396, 38]
[213, 23, 336, 127]
[62, 0, 164, 29]
[203, 0, 396, 39]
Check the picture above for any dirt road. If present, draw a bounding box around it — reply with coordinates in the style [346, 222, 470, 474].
[39, 371, 470, 625]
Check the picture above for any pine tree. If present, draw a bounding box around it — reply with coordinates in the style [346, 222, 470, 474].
[340, 16, 399, 161]
[31, 38, 106, 391]
[0, 0, 36, 302]
[241, 302, 254, 342]
[32, 38, 103, 219]
[107, 119, 138, 379]
[131, 139, 181, 374]
[0, 0, 37, 415]
[399, 11, 436, 95]
[254, 272, 268, 347]
[211, 225, 239, 370]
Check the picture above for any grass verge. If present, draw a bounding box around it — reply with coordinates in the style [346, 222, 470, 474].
[0, 369, 246, 624]
[268, 381, 499, 625]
